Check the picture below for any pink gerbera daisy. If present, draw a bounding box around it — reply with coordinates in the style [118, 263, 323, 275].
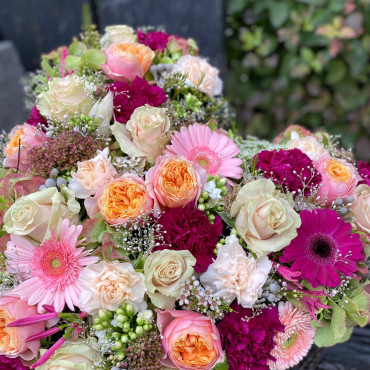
[5, 219, 99, 313]
[269, 302, 315, 370]
[165, 123, 243, 179]
[280, 208, 364, 288]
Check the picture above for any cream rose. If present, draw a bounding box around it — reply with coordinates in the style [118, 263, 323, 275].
[200, 243, 271, 308]
[144, 249, 196, 309]
[37, 75, 95, 121]
[3, 186, 80, 243]
[353, 184, 370, 236]
[111, 105, 171, 164]
[78, 261, 147, 315]
[286, 136, 329, 163]
[101, 25, 137, 47]
[69, 148, 117, 199]
[37, 339, 95, 370]
[230, 178, 301, 256]
[172, 55, 222, 97]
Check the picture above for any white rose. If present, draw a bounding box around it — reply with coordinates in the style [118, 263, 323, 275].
[37, 75, 95, 121]
[111, 104, 171, 164]
[172, 55, 222, 97]
[230, 178, 301, 256]
[200, 243, 271, 308]
[144, 249, 196, 309]
[78, 261, 147, 315]
[100, 25, 137, 47]
[3, 186, 80, 243]
[286, 136, 329, 163]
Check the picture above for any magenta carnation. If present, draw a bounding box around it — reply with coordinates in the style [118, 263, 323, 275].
[358, 160, 370, 186]
[281, 208, 364, 288]
[0, 355, 28, 369]
[154, 203, 223, 273]
[137, 30, 170, 52]
[256, 148, 322, 195]
[218, 303, 284, 370]
[27, 106, 47, 128]
[107, 77, 167, 123]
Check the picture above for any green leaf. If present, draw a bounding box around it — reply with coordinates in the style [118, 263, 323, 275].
[314, 319, 353, 347]
[213, 359, 229, 370]
[81, 215, 107, 244]
[217, 211, 236, 229]
[68, 40, 86, 56]
[64, 55, 81, 71]
[330, 300, 347, 339]
[342, 296, 368, 327]
[82, 49, 106, 70]
[268, 2, 290, 28]
[326, 60, 347, 85]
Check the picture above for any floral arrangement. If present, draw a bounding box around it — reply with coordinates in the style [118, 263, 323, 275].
[0, 24, 369, 370]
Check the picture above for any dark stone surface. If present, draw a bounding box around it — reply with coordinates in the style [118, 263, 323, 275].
[97, 0, 226, 71]
[0, 41, 29, 132]
[0, 0, 94, 71]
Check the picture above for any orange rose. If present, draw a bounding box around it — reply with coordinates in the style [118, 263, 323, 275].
[145, 155, 207, 208]
[101, 42, 154, 82]
[86, 174, 154, 225]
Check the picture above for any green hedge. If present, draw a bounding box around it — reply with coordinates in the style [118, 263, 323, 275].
[226, 0, 370, 157]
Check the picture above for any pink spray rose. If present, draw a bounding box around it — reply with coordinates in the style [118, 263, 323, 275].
[101, 43, 154, 82]
[0, 296, 44, 361]
[3, 124, 48, 172]
[156, 309, 224, 369]
[316, 156, 361, 205]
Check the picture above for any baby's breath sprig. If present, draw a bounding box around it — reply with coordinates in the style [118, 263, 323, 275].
[177, 277, 232, 321]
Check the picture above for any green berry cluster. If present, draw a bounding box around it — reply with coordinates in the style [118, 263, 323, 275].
[0, 269, 17, 292]
[69, 113, 96, 133]
[213, 229, 241, 255]
[92, 304, 153, 362]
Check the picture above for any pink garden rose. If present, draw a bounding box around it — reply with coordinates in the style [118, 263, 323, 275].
[316, 156, 361, 205]
[0, 296, 44, 361]
[156, 309, 224, 369]
[3, 124, 48, 172]
[145, 155, 207, 209]
[353, 184, 370, 236]
[101, 43, 154, 82]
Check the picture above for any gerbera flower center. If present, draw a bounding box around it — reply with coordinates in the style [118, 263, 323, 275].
[306, 232, 337, 264]
[283, 332, 298, 349]
[188, 146, 221, 175]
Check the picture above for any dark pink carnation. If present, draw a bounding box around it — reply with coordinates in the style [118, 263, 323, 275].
[26, 106, 47, 128]
[0, 355, 29, 369]
[256, 148, 322, 195]
[107, 77, 167, 123]
[154, 203, 223, 273]
[137, 30, 170, 52]
[218, 303, 284, 370]
[358, 160, 370, 186]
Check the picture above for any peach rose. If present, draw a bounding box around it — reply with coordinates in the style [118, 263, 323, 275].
[156, 310, 224, 369]
[85, 174, 155, 225]
[0, 296, 44, 361]
[316, 156, 361, 205]
[78, 261, 146, 315]
[69, 148, 117, 199]
[286, 135, 329, 163]
[353, 184, 370, 236]
[172, 55, 222, 97]
[111, 105, 171, 164]
[3, 124, 48, 172]
[145, 155, 207, 208]
[200, 243, 271, 308]
[101, 42, 154, 82]
[230, 178, 301, 256]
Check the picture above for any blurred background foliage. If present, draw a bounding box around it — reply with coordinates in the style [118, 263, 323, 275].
[226, 0, 370, 159]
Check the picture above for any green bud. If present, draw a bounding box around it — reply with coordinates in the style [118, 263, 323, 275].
[94, 317, 101, 325]
[112, 332, 121, 339]
[103, 321, 110, 328]
[106, 311, 114, 318]
[217, 178, 227, 186]
[201, 192, 209, 199]
[216, 242, 223, 248]
[208, 214, 215, 221]
[123, 322, 131, 332]
[198, 204, 206, 211]
[98, 309, 105, 319]
[221, 186, 227, 193]
[94, 324, 103, 331]
[129, 332, 137, 340]
[121, 334, 129, 343]
[116, 308, 125, 315]
[220, 238, 225, 243]
[135, 326, 144, 336]
[114, 341, 123, 350]
[213, 248, 218, 254]
[143, 324, 150, 331]
[116, 351, 125, 361]
[214, 175, 220, 182]
[148, 324, 153, 330]
[210, 221, 214, 225]
[136, 316, 144, 326]
[117, 315, 128, 323]
[120, 303, 127, 310]
[198, 197, 204, 204]
[126, 304, 134, 315]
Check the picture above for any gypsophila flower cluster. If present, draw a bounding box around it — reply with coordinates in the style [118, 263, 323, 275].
[112, 156, 145, 176]
[177, 277, 232, 321]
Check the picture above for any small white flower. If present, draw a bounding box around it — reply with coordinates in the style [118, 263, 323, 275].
[225, 234, 239, 245]
[204, 180, 222, 200]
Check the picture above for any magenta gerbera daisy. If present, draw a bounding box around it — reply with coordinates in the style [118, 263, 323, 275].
[165, 123, 243, 179]
[280, 208, 364, 288]
[5, 219, 99, 313]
